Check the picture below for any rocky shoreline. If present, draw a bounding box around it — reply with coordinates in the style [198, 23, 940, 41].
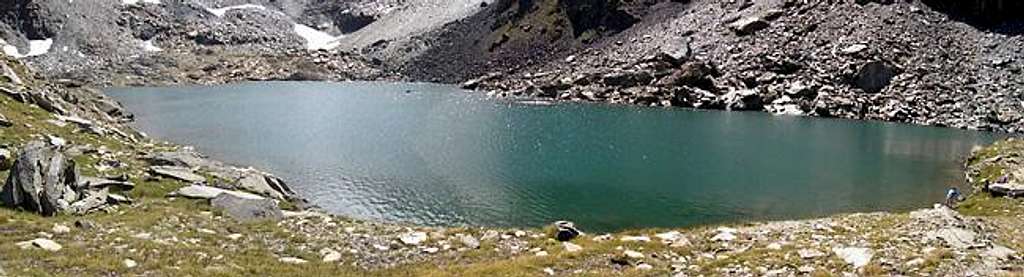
[1, 0, 1024, 275]
[1, 50, 1024, 275]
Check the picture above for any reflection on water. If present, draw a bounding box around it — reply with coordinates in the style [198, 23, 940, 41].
[108, 82, 1004, 232]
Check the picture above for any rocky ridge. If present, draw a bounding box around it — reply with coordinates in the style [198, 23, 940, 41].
[465, 0, 1024, 133]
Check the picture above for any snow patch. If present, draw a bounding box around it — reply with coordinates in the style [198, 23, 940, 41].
[293, 23, 342, 50]
[2, 39, 54, 58]
[141, 39, 162, 52]
[121, 0, 161, 5]
[205, 4, 266, 17]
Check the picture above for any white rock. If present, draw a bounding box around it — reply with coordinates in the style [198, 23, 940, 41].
[423, 247, 440, 254]
[841, 44, 868, 55]
[766, 242, 783, 250]
[927, 227, 979, 249]
[535, 251, 549, 256]
[321, 249, 342, 262]
[399, 231, 428, 246]
[123, 259, 138, 268]
[636, 263, 653, 270]
[543, 267, 555, 275]
[984, 245, 1016, 260]
[798, 249, 825, 259]
[620, 236, 651, 242]
[563, 242, 583, 252]
[655, 231, 681, 241]
[19, 238, 62, 251]
[227, 233, 243, 240]
[711, 232, 736, 242]
[52, 224, 70, 234]
[624, 250, 644, 259]
[279, 257, 308, 264]
[833, 247, 873, 268]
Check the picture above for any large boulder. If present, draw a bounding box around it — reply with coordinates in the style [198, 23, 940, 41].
[853, 61, 898, 93]
[656, 61, 718, 90]
[553, 221, 581, 241]
[722, 89, 763, 111]
[1, 141, 80, 216]
[210, 193, 283, 222]
[236, 172, 297, 200]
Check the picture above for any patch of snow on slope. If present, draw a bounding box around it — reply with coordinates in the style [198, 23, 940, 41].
[2, 39, 54, 58]
[141, 39, 162, 52]
[293, 23, 342, 50]
[206, 4, 266, 17]
[122, 0, 161, 5]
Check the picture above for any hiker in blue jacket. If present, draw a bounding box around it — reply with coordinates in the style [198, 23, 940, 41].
[945, 187, 962, 207]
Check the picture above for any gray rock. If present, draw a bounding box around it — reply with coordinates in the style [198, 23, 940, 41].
[17, 238, 62, 251]
[1, 141, 81, 216]
[729, 17, 769, 36]
[236, 172, 297, 200]
[399, 231, 428, 245]
[144, 150, 211, 168]
[989, 182, 1024, 197]
[983, 245, 1016, 260]
[460, 234, 481, 249]
[210, 193, 283, 222]
[853, 61, 898, 93]
[928, 227, 979, 249]
[106, 193, 133, 205]
[149, 166, 206, 183]
[79, 176, 135, 191]
[723, 89, 763, 111]
[67, 187, 108, 215]
[170, 185, 264, 200]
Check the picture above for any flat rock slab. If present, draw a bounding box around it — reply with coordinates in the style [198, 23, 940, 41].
[149, 166, 207, 183]
[210, 193, 283, 222]
[170, 185, 264, 200]
[989, 182, 1024, 197]
[79, 176, 135, 190]
[16, 238, 62, 251]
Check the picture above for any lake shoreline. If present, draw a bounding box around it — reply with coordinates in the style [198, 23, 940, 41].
[2, 55, 1024, 275]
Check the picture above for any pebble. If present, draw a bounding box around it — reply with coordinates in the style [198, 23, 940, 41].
[123, 259, 138, 268]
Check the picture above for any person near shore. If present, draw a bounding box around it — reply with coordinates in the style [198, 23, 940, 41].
[945, 187, 962, 207]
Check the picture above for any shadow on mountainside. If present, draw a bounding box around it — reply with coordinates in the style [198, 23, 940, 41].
[921, 0, 1024, 35]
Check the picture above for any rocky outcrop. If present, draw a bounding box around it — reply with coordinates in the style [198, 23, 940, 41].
[0, 141, 129, 216]
[146, 149, 298, 201]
